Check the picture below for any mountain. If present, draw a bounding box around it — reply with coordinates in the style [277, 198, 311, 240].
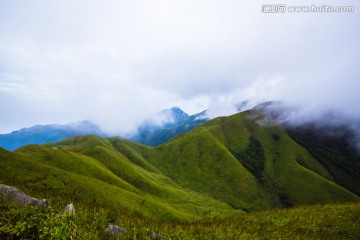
[137, 106, 190, 130]
[0, 104, 359, 221]
[286, 122, 360, 196]
[129, 107, 209, 146]
[0, 120, 108, 151]
[0, 107, 207, 151]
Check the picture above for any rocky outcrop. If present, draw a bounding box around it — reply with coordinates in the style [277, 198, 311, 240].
[59, 203, 75, 215]
[149, 231, 164, 240]
[0, 184, 50, 208]
[105, 224, 125, 235]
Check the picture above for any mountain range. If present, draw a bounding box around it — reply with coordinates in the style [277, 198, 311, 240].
[0, 103, 359, 221]
[0, 120, 108, 151]
[0, 107, 208, 151]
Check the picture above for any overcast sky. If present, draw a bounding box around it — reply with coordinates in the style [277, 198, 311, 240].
[0, 0, 359, 134]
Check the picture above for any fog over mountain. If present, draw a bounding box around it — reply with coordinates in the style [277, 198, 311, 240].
[0, 1, 359, 134]
[128, 107, 209, 146]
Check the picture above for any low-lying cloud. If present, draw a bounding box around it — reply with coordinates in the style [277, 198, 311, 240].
[0, 0, 359, 134]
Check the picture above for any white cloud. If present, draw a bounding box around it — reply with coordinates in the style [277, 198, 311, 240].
[0, 0, 359, 133]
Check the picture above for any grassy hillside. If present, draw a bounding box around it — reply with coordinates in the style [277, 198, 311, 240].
[0, 142, 236, 221]
[287, 123, 360, 196]
[143, 110, 358, 210]
[1, 194, 359, 239]
[0, 109, 359, 224]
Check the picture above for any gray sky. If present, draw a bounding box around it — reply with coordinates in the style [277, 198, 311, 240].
[1, 0, 359, 134]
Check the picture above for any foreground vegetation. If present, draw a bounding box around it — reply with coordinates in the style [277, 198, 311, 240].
[1, 195, 359, 239]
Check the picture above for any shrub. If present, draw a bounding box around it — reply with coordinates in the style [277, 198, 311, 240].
[0, 196, 76, 240]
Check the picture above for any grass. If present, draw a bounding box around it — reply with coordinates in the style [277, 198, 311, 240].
[1, 194, 359, 239]
[287, 124, 360, 196]
[0, 195, 77, 239]
[1, 108, 360, 238]
[0, 142, 238, 222]
[147, 128, 271, 211]
[0, 111, 360, 239]
[1, 109, 359, 219]
[143, 110, 358, 210]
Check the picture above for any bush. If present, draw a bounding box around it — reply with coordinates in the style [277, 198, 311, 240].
[0, 196, 76, 239]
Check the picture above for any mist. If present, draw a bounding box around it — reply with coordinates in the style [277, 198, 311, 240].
[0, 0, 359, 134]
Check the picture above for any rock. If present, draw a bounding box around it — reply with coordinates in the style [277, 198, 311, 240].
[149, 231, 164, 240]
[59, 203, 75, 215]
[105, 224, 125, 235]
[0, 184, 50, 209]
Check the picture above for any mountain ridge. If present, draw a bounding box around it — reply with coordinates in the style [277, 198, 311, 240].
[0, 120, 108, 151]
[129, 108, 209, 146]
[0, 107, 209, 151]
[1, 105, 359, 221]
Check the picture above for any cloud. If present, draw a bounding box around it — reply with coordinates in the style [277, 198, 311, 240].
[0, 0, 359, 133]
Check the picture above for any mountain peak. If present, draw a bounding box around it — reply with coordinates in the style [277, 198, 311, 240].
[164, 106, 190, 123]
[170, 106, 182, 111]
[141, 107, 190, 129]
[129, 108, 208, 146]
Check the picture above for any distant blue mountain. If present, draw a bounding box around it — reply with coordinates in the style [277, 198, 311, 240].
[0, 107, 209, 151]
[0, 121, 107, 151]
[137, 106, 190, 131]
[129, 107, 209, 146]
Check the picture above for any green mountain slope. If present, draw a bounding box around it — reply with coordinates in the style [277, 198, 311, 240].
[287, 123, 360, 196]
[0, 109, 359, 221]
[0, 143, 235, 221]
[143, 110, 358, 210]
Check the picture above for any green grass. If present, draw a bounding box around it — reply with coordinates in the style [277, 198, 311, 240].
[0, 111, 359, 231]
[1, 141, 238, 221]
[146, 128, 272, 211]
[1, 110, 359, 220]
[287, 124, 360, 196]
[0, 193, 78, 239]
[1, 194, 359, 239]
[1, 109, 359, 238]
[142, 111, 358, 210]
